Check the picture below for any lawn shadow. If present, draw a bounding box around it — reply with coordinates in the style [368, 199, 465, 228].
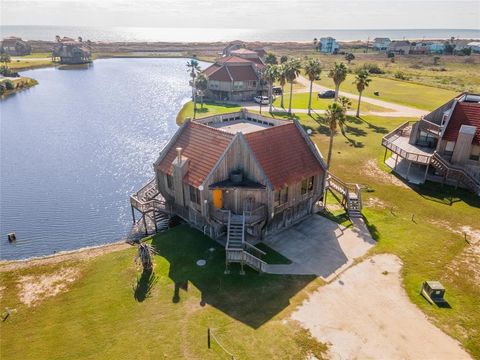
[358, 117, 389, 134]
[133, 269, 158, 302]
[151, 226, 316, 329]
[412, 181, 480, 208]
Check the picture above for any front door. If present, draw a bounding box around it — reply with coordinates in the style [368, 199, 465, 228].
[213, 189, 223, 209]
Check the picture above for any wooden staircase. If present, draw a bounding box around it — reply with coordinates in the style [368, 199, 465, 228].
[327, 173, 363, 218]
[430, 152, 480, 195]
[225, 212, 266, 274]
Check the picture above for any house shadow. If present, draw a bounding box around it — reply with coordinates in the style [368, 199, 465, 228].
[412, 180, 480, 208]
[150, 226, 316, 329]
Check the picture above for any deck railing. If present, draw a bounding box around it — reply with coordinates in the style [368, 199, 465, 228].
[381, 121, 432, 165]
[243, 205, 267, 225]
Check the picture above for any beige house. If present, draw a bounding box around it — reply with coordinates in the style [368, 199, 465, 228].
[130, 110, 363, 272]
[52, 36, 92, 64]
[1, 37, 31, 56]
[382, 93, 480, 194]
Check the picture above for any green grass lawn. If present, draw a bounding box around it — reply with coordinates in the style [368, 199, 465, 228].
[315, 73, 458, 111]
[273, 91, 390, 113]
[0, 226, 326, 360]
[176, 101, 242, 124]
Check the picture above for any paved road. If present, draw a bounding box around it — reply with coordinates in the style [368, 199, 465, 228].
[295, 75, 428, 118]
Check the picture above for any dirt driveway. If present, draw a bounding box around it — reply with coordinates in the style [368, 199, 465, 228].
[292, 254, 471, 360]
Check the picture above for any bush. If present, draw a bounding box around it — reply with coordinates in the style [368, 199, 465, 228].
[394, 71, 410, 80]
[0, 66, 20, 77]
[0, 83, 5, 96]
[358, 63, 385, 74]
[4, 80, 14, 90]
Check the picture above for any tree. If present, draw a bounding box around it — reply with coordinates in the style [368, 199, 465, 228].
[353, 69, 371, 117]
[303, 58, 322, 115]
[285, 58, 302, 115]
[55, 35, 61, 43]
[328, 62, 348, 101]
[262, 64, 279, 113]
[280, 55, 288, 64]
[277, 64, 287, 108]
[186, 59, 201, 116]
[0, 53, 11, 69]
[338, 96, 352, 113]
[324, 102, 346, 168]
[264, 52, 278, 65]
[194, 73, 208, 109]
[313, 38, 318, 50]
[345, 53, 355, 64]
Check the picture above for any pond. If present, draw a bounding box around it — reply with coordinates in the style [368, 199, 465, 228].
[0, 58, 202, 260]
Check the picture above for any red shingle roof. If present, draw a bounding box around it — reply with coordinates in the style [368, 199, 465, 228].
[226, 65, 257, 81]
[230, 48, 258, 55]
[443, 102, 480, 144]
[156, 122, 234, 187]
[207, 66, 232, 81]
[245, 123, 324, 189]
[203, 63, 221, 77]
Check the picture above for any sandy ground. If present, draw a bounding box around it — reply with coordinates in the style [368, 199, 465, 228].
[0, 241, 131, 272]
[292, 254, 472, 360]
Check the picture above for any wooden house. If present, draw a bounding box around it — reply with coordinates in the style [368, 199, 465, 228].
[52, 36, 92, 65]
[202, 55, 265, 101]
[382, 93, 480, 194]
[1, 37, 31, 56]
[131, 110, 330, 272]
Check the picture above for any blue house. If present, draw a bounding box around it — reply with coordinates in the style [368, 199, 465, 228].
[318, 37, 339, 54]
[428, 42, 446, 54]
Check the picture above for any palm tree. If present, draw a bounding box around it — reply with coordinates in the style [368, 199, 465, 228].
[136, 243, 157, 271]
[324, 102, 346, 168]
[262, 64, 279, 113]
[338, 96, 352, 113]
[353, 69, 372, 117]
[186, 59, 201, 114]
[277, 64, 287, 108]
[328, 62, 348, 101]
[285, 58, 301, 115]
[303, 58, 322, 115]
[313, 38, 318, 50]
[264, 52, 278, 65]
[194, 73, 208, 109]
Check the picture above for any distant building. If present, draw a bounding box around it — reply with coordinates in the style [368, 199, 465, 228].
[427, 42, 446, 54]
[410, 42, 429, 55]
[388, 40, 411, 55]
[468, 42, 480, 54]
[373, 37, 391, 51]
[202, 47, 266, 101]
[0, 37, 31, 56]
[382, 93, 480, 194]
[221, 41, 246, 57]
[318, 37, 339, 54]
[52, 36, 92, 65]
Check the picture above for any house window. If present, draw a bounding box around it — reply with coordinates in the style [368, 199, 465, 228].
[301, 176, 314, 195]
[418, 131, 437, 148]
[166, 174, 174, 189]
[189, 185, 200, 204]
[444, 141, 455, 155]
[274, 187, 288, 206]
[209, 80, 220, 89]
[470, 145, 480, 161]
[233, 81, 244, 90]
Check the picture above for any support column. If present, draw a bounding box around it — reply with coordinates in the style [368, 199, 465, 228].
[153, 209, 158, 233]
[143, 215, 148, 235]
[131, 205, 136, 224]
[394, 154, 399, 170]
[423, 164, 429, 183]
[406, 161, 412, 181]
[384, 147, 388, 162]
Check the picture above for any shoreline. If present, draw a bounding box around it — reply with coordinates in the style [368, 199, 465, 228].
[0, 240, 132, 272]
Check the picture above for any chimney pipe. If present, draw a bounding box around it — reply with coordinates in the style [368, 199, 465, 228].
[176, 147, 183, 162]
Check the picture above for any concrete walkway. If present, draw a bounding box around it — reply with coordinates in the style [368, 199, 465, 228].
[264, 214, 375, 281]
[294, 75, 428, 118]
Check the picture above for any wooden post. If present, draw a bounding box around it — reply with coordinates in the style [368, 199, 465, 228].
[131, 206, 136, 224]
[153, 209, 158, 233]
[394, 154, 399, 170]
[423, 164, 429, 183]
[207, 328, 211, 349]
[143, 215, 148, 235]
[383, 147, 388, 162]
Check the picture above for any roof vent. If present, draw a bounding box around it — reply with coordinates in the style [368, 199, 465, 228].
[230, 169, 243, 184]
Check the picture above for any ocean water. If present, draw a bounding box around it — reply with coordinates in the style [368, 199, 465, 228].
[0, 58, 207, 260]
[1, 26, 479, 43]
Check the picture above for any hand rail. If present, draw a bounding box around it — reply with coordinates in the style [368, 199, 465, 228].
[244, 242, 266, 256]
[381, 137, 432, 164]
[226, 211, 232, 249]
[432, 152, 480, 192]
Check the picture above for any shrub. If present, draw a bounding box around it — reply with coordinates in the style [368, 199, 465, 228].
[4, 80, 14, 90]
[358, 63, 385, 74]
[0, 83, 5, 96]
[394, 71, 410, 80]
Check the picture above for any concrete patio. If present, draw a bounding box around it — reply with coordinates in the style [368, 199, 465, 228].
[263, 214, 376, 281]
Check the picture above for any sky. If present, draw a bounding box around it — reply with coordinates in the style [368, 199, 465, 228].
[1, 0, 479, 29]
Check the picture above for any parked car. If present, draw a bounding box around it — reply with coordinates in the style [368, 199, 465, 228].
[254, 95, 270, 105]
[318, 90, 335, 99]
[272, 86, 282, 96]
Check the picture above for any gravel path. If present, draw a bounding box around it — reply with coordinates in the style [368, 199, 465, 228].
[292, 254, 472, 360]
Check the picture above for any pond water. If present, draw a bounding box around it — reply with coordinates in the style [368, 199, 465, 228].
[0, 58, 201, 260]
